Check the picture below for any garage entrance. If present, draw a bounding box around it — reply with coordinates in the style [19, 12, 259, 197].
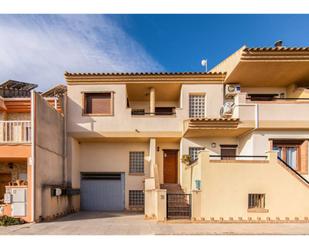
[80, 173, 125, 211]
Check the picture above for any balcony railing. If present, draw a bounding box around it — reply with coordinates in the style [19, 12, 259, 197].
[209, 155, 268, 160]
[0, 121, 31, 143]
[131, 110, 176, 116]
[188, 155, 267, 165]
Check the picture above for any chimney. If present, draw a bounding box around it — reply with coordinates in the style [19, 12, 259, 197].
[274, 40, 283, 48]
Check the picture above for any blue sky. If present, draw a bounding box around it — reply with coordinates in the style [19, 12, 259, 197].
[0, 14, 308, 90]
[114, 15, 309, 72]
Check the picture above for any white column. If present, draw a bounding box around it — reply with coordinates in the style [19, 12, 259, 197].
[149, 87, 155, 116]
[149, 138, 156, 178]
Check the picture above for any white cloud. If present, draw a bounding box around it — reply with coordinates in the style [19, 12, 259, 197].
[0, 15, 164, 90]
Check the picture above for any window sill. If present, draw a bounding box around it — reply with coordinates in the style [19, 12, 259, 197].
[82, 113, 113, 117]
[129, 173, 145, 176]
[247, 208, 269, 213]
[128, 206, 144, 211]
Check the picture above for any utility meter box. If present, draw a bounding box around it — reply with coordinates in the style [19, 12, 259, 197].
[10, 187, 27, 217]
[4, 193, 12, 204]
[12, 203, 26, 217]
[12, 188, 27, 202]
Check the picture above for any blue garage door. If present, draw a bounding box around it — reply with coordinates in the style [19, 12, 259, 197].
[80, 173, 125, 211]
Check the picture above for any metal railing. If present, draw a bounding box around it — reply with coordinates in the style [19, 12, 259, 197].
[0, 121, 31, 143]
[246, 97, 309, 101]
[210, 155, 268, 160]
[131, 111, 176, 116]
[188, 155, 268, 166]
[277, 156, 309, 185]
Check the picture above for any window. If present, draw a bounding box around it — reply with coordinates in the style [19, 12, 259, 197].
[84, 92, 113, 115]
[129, 152, 144, 173]
[220, 144, 237, 160]
[131, 109, 145, 115]
[272, 139, 308, 172]
[129, 190, 144, 207]
[248, 194, 265, 209]
[189, 147, 204, 162]
[247, 93, 278, 101]
[189, 94, 205, 118]
[155, 107, 175, 115]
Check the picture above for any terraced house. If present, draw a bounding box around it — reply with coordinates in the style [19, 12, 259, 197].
[65, 42, 309, 223]
[2, 42, 309, 223]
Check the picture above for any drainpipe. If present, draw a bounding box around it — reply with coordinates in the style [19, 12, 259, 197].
[255, 103, 259, 129]
[149, 138, 156, 178]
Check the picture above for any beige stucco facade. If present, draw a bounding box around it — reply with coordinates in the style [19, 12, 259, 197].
[5, 44, 309, 223]
[64, 62, 309, 222]
[186, 151, 309, 222]
[4, 45, 309, 223]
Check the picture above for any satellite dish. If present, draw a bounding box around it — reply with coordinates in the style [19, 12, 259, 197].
[201, 59, 208, 72]
[201, 59, 207, 66]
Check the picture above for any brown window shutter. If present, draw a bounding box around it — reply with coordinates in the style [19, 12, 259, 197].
[85, 92, 112, 114]
[220, 144, 237, 160]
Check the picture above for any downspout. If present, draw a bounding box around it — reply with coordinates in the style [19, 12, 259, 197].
[255, 103, 259, 129]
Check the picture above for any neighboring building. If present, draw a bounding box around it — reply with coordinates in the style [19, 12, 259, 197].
[65, 42, 309, 222]
[0, 81, 79, 222]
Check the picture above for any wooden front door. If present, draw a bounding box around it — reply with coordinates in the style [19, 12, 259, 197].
[0, 173, 11, 198]
[163, 150, 178, 184]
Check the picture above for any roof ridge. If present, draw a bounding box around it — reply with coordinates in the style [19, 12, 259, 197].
[244, 46, 309, 52]
[64, 71, 226, 77]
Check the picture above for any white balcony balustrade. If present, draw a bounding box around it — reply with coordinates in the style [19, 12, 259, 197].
[0, 121, 31, 143]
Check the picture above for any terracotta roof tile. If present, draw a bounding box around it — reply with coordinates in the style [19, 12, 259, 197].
[189, 118, 239, 122]
[64, 71, 225, 77]
[244, 47, 309, 52]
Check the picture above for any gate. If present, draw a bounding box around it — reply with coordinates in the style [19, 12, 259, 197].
[167, 193, 191, 219]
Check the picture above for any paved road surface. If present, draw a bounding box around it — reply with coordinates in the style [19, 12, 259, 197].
[1, 212, 309, 235]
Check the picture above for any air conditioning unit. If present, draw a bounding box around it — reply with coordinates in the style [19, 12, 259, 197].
[225, 84, 240, 97]
[220, 102, 234, 117]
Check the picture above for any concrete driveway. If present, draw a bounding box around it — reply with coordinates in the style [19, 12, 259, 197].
[1, 212, 309, 235]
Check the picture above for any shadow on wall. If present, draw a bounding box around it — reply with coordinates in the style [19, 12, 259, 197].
[52, 211, 143, 223]
[66, 96, 100, 134]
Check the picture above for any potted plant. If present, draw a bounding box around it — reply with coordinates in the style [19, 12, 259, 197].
[181, 154, 191, 165]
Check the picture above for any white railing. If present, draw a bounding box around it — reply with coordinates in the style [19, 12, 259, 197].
[0, 121, 31, 143]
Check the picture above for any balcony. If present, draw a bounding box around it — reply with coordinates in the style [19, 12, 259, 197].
[131, 107, 176, 116]
[183, 117, 252, 137]
[0, 121, 31, 144]
[233, 94, 309, 129]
